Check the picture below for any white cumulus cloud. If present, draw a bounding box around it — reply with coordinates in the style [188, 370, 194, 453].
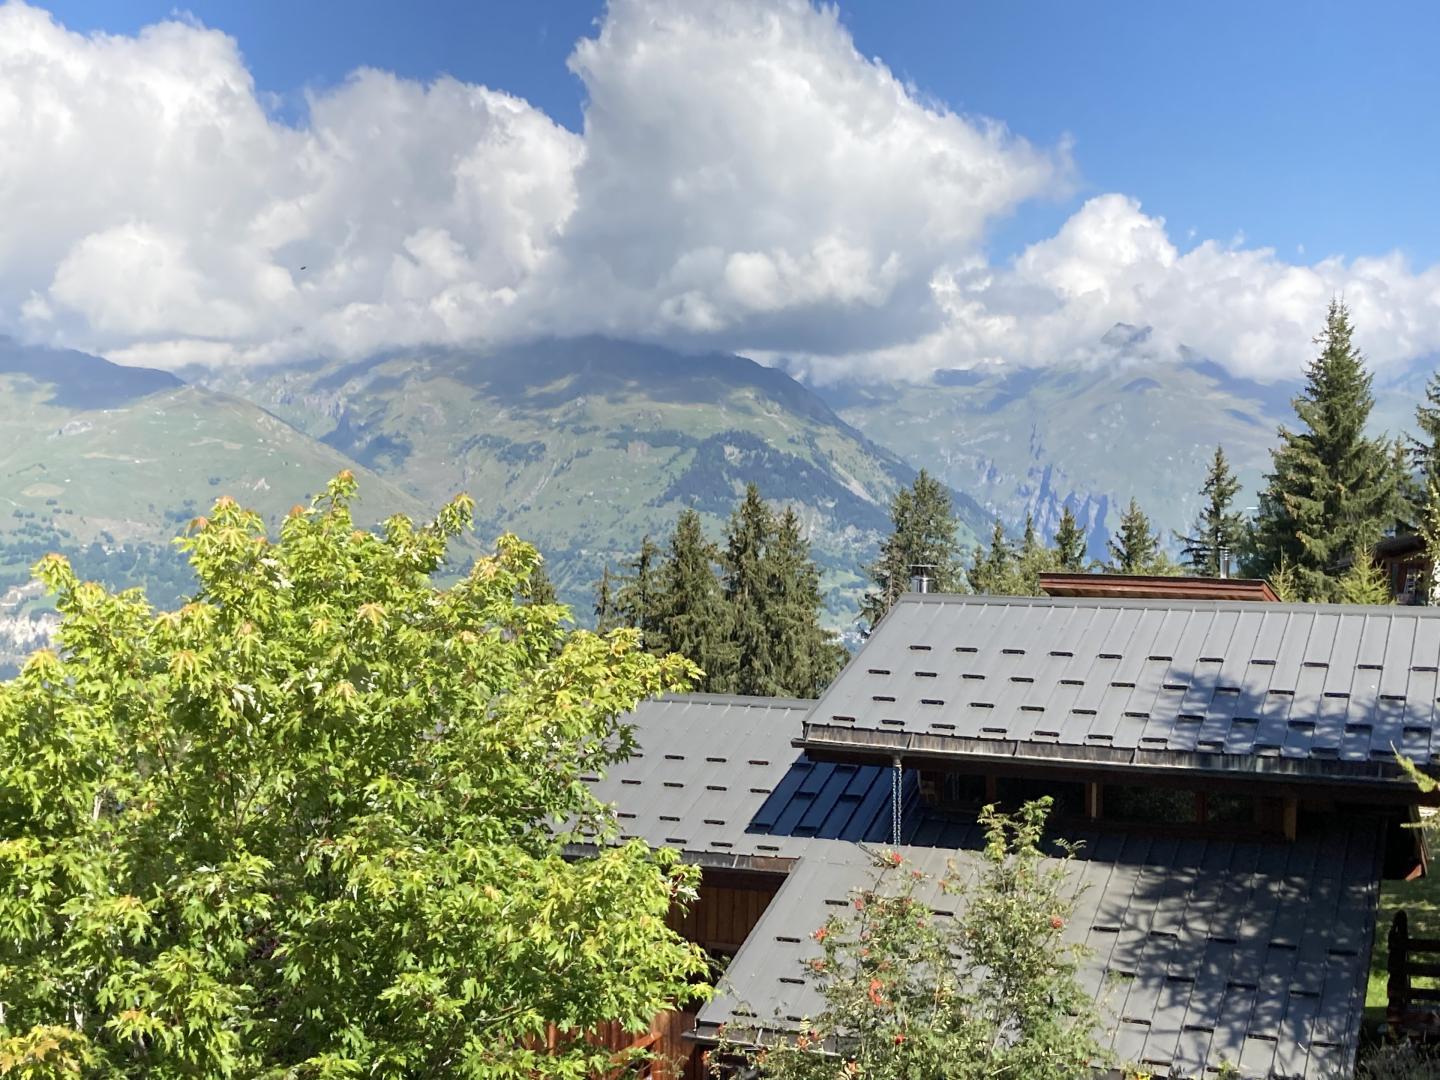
[2, 0, 1440, 382]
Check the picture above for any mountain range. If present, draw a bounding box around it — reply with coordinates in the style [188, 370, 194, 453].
[1, 330, 1434, 668]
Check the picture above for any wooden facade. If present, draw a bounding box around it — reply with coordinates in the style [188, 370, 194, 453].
[543, 875, 782, 1078]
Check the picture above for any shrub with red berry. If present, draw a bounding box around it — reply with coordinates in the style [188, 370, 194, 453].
[713, 799, 1106, 1080]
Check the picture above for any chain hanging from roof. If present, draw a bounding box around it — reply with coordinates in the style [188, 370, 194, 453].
[891, 756, 902, 846]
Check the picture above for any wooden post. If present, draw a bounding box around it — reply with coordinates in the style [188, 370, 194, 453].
[1389, 909, 1411, 1017]
[1085, 781, 1102, 821]
[1282, 797, 1298, 842]
[984, 774, 998, 805]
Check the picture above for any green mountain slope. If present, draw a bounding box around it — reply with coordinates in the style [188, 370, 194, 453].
[198, 337, 982, 622]
[0, 339, 430, 624]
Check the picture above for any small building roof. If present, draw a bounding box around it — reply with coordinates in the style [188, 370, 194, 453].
[804, 593, 1440, 782]
[1039, 573, 1280, 603]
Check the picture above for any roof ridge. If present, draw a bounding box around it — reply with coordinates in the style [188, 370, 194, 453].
[891, 591, 1440, 618]
[653, 691, 816, 708]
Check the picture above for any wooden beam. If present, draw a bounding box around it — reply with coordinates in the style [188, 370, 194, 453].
[1085, 782, 1102, 821]
[1282, 797, 1298, 841]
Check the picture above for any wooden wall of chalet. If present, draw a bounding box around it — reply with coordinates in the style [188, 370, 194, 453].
[669, 878, 781, 957]
[545, 875, 783, 1078]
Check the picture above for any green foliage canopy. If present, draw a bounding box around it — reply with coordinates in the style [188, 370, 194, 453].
[0, 475, 708, 1078]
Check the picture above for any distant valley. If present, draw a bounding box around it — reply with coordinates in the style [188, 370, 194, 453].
[2, 330, 1435, 669]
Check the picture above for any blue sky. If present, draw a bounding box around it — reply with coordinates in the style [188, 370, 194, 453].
[8, 0, 1440, 380]
[44, 0, 1440, 265]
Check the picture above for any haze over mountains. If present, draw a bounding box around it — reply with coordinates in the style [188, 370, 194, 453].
[4, 326, 1436, 672]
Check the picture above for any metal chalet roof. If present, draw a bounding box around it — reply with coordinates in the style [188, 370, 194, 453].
[802, 593, 1440, 779]
[698, 823, 1382, 1080]
[584, 694, 979, 864]
[590, 695, 1388, 1079]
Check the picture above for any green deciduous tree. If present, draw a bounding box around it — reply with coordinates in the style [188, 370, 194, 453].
[862, 470, 964, 630]
[1250, 300, 1404, 600]
[1178, 446, 1247, 577]
[1052, 505, 1088, 572]
[718, 800, 1105, 1079]
[0, 475, 709, 1078]
[655, 509, 733, 691]
[1105, 497, 1164, 574]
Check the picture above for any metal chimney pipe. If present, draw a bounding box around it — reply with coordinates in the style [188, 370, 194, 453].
[909, 564, 934, 593]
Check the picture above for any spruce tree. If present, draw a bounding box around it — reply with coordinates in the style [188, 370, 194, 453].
[615, 536, 667, 653]
[722, 484, 778, 697]
[1411, 370, 1440, 496]
[1052, 506, 1087, 572]
[594, 566, 620, 632]
[1106, 498, 1162, 574]
[1336, 548, 1392, 605]
[656, 509, 733, 691]
[1250, 300, 1402, 600]
[861, 470, 963, 630]
[1419, 475, 1440, 606]
[968, 519, 1013, 594]
[765, 507, 846, 697]
[1268, 556, 1300, 603]
[1178, 446, 1247, 577]
[524, 559, 560, 606]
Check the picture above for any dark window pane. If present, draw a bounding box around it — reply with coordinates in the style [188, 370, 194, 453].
[996, 776, 1085, 818]
[939, 771, 987, 808]
[1106, 785, 1197, 824]
[1205, 792, 1254, 825]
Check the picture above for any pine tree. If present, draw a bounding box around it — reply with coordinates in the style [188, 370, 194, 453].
[861, 470, 964, 630]
[765, 507, 846, 697]
[1336, 547, 1392, 605]
[594, 565, 620, 632]
[721, 484, 778, 696]
[616, 536, 666, 653]
[1178, 446, 1247, 577]
[1052, 506, 1087, 572]
[968, 519, 1013, 594]
[1106, 498, 1162, 574]
[1411, 370, 1440, 496]
[1250, 300, 1403, 600]
[1268, 556, 1300, 603]
[655, 509, 734, 691]
[524, 558, 560, 606]
[1419, 475, 1440, 606]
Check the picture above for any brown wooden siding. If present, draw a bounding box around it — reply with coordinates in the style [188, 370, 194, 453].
[668, 879, 780, 956]
[540, 875, 781, 1078]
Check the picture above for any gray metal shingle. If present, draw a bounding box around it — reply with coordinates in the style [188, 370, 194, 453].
[807, 593, 1440, 774]
[694, 823, 1382, 1080]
